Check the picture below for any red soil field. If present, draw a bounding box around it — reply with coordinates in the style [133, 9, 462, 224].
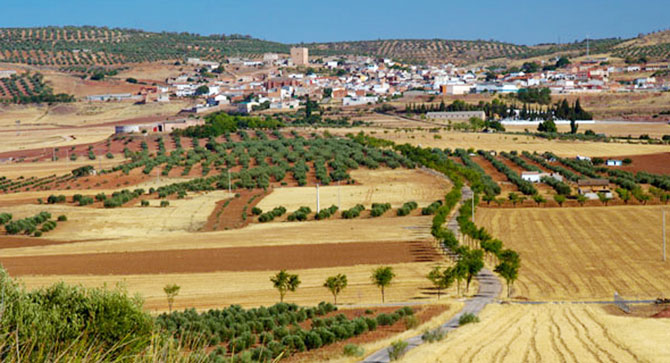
[0, 240, 441, 276]
[609, 152, 670, 175]
[202, 189, 268, 231]
[653, 307, 670, 318]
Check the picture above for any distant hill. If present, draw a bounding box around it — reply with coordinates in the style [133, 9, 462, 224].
[612, 29, 670, 61]
[0, 26, 288, 66]
[0, 26, 668, 67]
[303, 39, 530, 64]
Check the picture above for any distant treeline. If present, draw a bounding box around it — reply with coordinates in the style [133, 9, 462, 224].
[174, 112, 284, 137]
[404, 98, 592, 121]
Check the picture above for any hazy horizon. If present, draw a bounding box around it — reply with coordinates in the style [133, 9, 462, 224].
[3, 0, 669, 46]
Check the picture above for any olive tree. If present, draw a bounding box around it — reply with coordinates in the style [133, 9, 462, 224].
[495, 249, 521, 298]
[163, 283, 180, 313]
[427, 265, 455, 300]
[270, 270, 301, 303]
[371, 266, 395, 303]
[323, 273, 348, 305]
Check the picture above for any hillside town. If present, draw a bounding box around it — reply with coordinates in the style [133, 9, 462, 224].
[71, 47, 670, 116]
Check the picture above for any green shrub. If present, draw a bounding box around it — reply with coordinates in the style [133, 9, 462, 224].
[57, 215, 67, 222]
[458, 313, 480, 326]
[160, 200, 170, 208]
[422, 328, 446, 343]
[141, 200, 150, 207]
[341, 204, 365, 219]
[251, 207, 262, 215]
[287, 206, 311, 221]
[0, 267, 153, 360]
[388, 340, 409, 361]
[397, 201, 418, 216]
[370, 202, 391, 217]
[343, 343, 364, 357]
[403, 315, 419, 329]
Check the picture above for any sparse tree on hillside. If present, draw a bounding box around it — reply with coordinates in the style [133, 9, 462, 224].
[495, 249, 520, 298]
[532, 194, 546, 207]
[271, 270, 301, 303]
[577, 194, 588, 206]
[452, 261, 467, 296]
[163, 283, 180, 313]
[460, 249, 484, 293]
[508, 193, 520, 207]
[616, 188, 631, 204]
[371, 266, 395, 303]
[598, 192, 611, 206]
[323, 273, 348, 305]
[553, 194, 566, 207]
[427, 265, 455, 300]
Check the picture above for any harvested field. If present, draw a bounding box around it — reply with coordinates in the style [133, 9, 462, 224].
[400, 304, 670, 363]
[478, 206, 670, 301]
[504, 121, 670, 138]
[0, 214, 434, 257]
[0, 190, 233, 240]
[256, 168, 450, 212]
[0, 240, 440, 276]
[14, 262, 465, 311]
[0, 101, 189, 153]
[325, 127, 670, 157]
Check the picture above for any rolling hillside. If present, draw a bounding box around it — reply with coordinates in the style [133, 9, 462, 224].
[0, 26, 288, 66]
[0, 26, 668, 66]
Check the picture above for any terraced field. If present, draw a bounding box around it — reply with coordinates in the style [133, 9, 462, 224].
[477, 206, 670, 301]
[401, 304, 670, 363]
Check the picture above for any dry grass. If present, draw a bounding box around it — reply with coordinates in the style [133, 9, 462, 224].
[324, 127, 670, 157]
[14, 262, 472, 312]
[256, 168, 450, 212]
[0, 157, 124, 179]
[400, 304, 670, 363]
[1, 190, 233, 241]
[503, 121, 670, 139]
[478, 206, 670, 301]
[1, 214, 434, 257]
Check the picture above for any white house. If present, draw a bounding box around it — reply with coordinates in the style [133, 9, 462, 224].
[606, 159, 623, 166]
[521, 171, 549, 183]
[343, 96, 378, 106]
[576, 155, 592, 162]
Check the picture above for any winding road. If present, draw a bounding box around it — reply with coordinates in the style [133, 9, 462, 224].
[362, 186, 502, 363]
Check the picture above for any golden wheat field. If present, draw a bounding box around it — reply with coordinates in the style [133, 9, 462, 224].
[401, 304, 670, 363]
[503, 122, 670, 139]
[15, 262, 473, 313]
[256, 168, 450, 212]
[477, 206, 670, 301]
[325, 127, 670, 157]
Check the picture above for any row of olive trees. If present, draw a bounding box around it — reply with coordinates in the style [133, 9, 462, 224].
[269, 267, 396, 304]
[162, 266, 398, 311]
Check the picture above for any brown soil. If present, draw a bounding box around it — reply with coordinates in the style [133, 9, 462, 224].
[0, 236, 73, 249]
[202, 190, 268, 231]
[608, 152, 670, 175]
[652, 306, 670, 318]
[287, 304, 448, 363]
[0, 240, 441, 276]
[472, 156, 518, 193]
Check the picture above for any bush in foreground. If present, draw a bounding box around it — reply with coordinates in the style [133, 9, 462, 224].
[0, 267, 153, 361]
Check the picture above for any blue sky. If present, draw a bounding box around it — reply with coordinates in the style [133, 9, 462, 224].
[4, 0, 669, 45]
